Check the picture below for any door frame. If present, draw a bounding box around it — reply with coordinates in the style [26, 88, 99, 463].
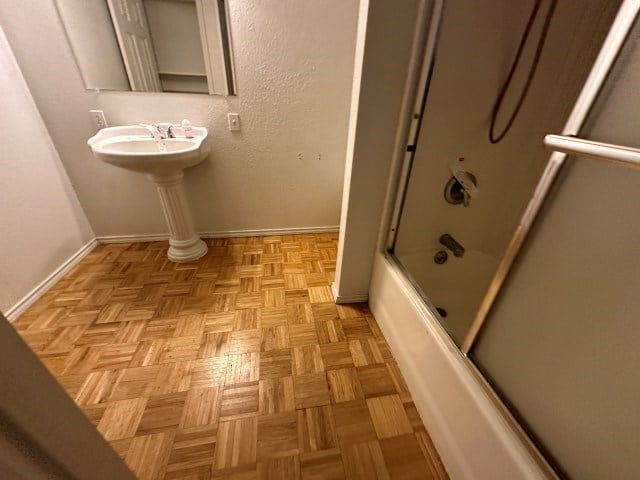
[0, 313, 136, 479]
[106, 0, 162, 92]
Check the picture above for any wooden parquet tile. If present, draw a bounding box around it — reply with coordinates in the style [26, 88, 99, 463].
[137, 391, 188, 435]
[12, 233, 448, 479]
[259, 376, 295, 415]
[98, 397, 148, 441]
[297, 406, 337, 454]
[300, 449, 345, 480]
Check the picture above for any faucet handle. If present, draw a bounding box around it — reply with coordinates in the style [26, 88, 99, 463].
[153, 122, 175, 138]
[449, 164, 479, 207]
[451, 167, 479, 198]
[140, 124, 167, 151]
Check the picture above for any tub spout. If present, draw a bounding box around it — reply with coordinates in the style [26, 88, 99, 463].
[439, 234, 465, 258]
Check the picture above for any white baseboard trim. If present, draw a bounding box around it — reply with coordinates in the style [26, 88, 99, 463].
[96, 233, 170, 243]
[97, 226, 340, 244]
[5, 239, 98, 322]
[331, 282, 369, 304]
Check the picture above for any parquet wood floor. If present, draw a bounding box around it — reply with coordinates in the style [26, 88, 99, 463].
[13, 233, 449, 480]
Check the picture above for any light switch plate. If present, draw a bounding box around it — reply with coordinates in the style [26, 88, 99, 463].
[227, 113, 240, 131]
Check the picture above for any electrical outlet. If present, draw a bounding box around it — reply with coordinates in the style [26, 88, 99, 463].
[227, 113, 241, 131]
[297, 152, 303, 160]
[90, 110, 107, 130]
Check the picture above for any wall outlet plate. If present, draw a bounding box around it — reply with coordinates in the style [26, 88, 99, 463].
[90, 110, 108, 130]
[227, 113, 240, 131]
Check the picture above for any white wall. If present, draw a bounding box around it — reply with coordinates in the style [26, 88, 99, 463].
[55, 0, 129, 91]
[0, 0, 358, 238]
[334, 0, 425, 301]
[0, 26, 93, 315]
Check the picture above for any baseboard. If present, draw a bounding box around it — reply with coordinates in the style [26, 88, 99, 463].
[96, 233, 170, 244]
[97, 226, 340, 244]
[202, 225, 339, 238]
[5, 239, 98, 322]
[330, 282, 369, 304]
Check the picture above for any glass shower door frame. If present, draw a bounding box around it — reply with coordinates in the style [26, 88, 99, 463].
[385, 0, 445, 251]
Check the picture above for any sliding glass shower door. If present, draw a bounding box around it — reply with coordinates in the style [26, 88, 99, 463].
[472, 153, 640, 479]
[470, 15, 640, 479]
[388, 0, 640, 477]
[389, 0, 620, 346]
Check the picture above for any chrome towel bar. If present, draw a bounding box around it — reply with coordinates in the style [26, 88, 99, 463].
[544, 134, 640, 169]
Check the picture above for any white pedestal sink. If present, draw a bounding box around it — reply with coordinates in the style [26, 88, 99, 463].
[88, 125, 209, 262]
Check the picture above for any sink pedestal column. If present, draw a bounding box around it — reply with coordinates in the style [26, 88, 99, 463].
[148, 171, 208, 262]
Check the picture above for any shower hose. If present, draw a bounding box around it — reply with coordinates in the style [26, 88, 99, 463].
[489, 0, 558, 144]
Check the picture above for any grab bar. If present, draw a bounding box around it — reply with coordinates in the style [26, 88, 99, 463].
[544, 135, 640, 169]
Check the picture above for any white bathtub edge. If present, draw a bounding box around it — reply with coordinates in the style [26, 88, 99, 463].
[369, 252, 551, 480]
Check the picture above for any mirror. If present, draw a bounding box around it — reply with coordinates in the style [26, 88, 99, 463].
[55, 0, 236, 95]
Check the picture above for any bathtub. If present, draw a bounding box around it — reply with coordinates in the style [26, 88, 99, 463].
[369, 251, 553, 479]
[394, 248, 498, 345]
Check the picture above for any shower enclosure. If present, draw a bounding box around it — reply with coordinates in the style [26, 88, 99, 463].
[385, 0, 640, 478]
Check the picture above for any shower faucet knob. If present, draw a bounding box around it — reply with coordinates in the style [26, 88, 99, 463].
[444, 168, 478, 207]
[451, 167, 479, 199]
[463, 189, 470, 207]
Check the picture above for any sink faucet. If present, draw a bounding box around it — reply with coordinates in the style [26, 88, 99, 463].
[439, 234, 465, 257]
[155, 123, 175, 139]
[140, 124, 167, 152]
[141, 124, 162, 138]
[140, 123, 175, 139]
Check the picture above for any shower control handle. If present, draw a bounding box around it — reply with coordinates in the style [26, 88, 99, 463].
[451, 168, 479, 199]
[439, 234, 465, 258]
[463, 189, 470, 207]
[444, 172, 477, 207]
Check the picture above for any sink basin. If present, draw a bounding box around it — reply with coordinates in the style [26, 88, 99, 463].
[87, 124, 210, 263]
[88, 125, 209, 174]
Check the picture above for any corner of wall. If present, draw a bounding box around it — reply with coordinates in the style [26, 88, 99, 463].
[0, 24, 95, 316]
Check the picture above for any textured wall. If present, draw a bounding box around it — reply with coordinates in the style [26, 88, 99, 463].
[0, 26, 93, 314]
[0, 0, 358, 237]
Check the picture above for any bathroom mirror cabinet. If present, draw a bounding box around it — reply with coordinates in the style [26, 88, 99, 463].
[55, 0, 236, 95]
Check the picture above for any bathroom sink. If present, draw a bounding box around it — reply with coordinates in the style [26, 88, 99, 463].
[87, 124, 209, 263]
[87, 125, 209, 174]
